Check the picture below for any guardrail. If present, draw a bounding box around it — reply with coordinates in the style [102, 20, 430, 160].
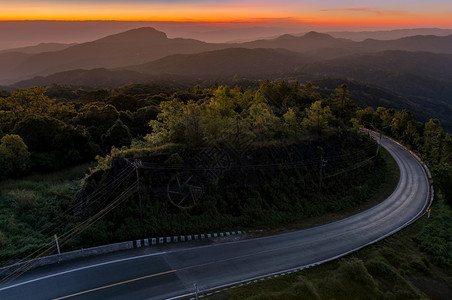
[0, 230, 245, 278]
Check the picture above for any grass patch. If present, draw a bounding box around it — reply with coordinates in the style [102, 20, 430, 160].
[0, 164, 92, 266]
[9, 189, 37, 210]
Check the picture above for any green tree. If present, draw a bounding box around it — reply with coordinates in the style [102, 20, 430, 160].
[181, 101, 204, 147]
[78, 89, 110, 104]
[298, 82, 321, 109]
[202, 92, 239, 141]
[283, 108, 302, 136]
[73, 104, 119, 128]
[255, 80, 307, 113]
[132, 106, 159, 136]
[423, 119, 443, 164]
[390, 110, 421, 149]
[330, 84, 357, 121]
[0, 134, 30, 178]
[401, 120, 421, 150]
[249, 102, 281, 139]
[301, 101, 333, 137]
[433, 163, 452, 204]
[102, 120, 132, 149]
[0, 87, 75, 121]
[13, 116, 65, 153]
[107, 94, 143, 112]
[73, 104, 120, 145]
[444, 133, 452, 164]
[220, 115, 255, 149]
[355, 107, 380, 128]
[391, 110, 411, 138]
[0, 110, 16, 133]
[52, 126, 99, 167]
[376, 107, 396, 134]
[193, 84, 204, 95]
[146, 99, 185, 145]
[436, 133, 452, 204]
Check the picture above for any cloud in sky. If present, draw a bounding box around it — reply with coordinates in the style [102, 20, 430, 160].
[320, 7, 406, 17]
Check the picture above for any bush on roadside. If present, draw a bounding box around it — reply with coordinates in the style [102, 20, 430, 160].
[9, 189, 37, 210]
[0, 231, 5, 247]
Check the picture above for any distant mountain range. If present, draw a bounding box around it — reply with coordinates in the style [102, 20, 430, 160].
[0, 43, 76, 54]
[326, 28, 452, 41]
[124, 48, 306, 77]
[0, 27, 225, 84]
[2, 26, 452, 130]
[2, 27, 452, 85]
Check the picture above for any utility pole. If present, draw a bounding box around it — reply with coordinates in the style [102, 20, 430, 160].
[54, 234, 61, 255]
[135, 160, 143, 223]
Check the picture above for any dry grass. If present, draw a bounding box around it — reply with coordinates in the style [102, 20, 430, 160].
[9, 189, 37, 210]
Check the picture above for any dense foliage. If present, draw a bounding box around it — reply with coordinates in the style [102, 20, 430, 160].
[354, 107, 452, 203]
[72, 81, 384, 246]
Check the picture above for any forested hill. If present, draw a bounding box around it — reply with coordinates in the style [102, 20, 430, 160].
[0, 81, 450, 263]
[11, 48, 452, 131]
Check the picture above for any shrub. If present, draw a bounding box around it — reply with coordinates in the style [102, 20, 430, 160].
[366, 258, 398, 280]
[9, 189, 37, 209]
[338, 258, 374, 286]
[164, 153, 184, 167]
[0, 231, 5, 247]
[0, 134, 30, 177]
[292, 276, 321, 299]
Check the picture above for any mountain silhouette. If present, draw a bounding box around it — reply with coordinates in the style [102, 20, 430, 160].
[3, 27, 452, 85]
[0, 27, 224, 84]
[126, 48, 306, 76]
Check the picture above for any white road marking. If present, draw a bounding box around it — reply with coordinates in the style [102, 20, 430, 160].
[0, 251, 166, 291]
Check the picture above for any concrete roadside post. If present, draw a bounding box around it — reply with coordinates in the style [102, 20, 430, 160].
[194, 283, 199, 300]
[54, 234, 61, 255]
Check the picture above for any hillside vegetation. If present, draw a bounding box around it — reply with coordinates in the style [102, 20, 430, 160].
[1, 81, 450, 269]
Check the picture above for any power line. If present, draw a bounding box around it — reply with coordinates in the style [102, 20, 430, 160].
[0, 182, 138, 286]
[0, 164, 137, 273]
[0, 165, 138, 285]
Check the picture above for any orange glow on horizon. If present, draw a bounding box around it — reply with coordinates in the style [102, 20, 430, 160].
[1, 17, 450, 29]
[1, 1, 452, 28]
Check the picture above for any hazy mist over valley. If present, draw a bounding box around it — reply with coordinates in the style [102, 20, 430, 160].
[3, 20, 452, 50]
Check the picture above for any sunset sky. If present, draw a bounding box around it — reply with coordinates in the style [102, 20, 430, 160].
[1, 0, 452, 27]
[1, 1, 451, 50]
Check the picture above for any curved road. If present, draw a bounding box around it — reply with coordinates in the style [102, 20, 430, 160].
[0, 133, 430, 300]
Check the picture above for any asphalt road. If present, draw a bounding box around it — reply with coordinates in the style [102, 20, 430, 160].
[0, 133, 430, 300]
